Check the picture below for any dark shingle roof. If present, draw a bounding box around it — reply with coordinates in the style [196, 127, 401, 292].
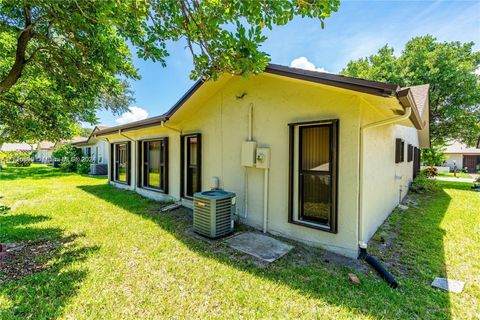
[96, 64, 428, 136]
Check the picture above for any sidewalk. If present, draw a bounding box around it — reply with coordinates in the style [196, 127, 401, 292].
[436, 176, 475, 183]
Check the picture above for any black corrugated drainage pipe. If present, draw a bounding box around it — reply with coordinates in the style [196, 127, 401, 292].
[359, 248, 398, 289]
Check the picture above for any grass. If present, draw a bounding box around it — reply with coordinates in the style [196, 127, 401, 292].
[0, 165, 479, 319]
[437, 172, 472, 179]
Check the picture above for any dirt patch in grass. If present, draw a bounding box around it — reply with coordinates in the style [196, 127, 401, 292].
[176, 206, 369, 273]
[0, 238, 75, 283]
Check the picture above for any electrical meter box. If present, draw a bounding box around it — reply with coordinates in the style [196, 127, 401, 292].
[255, 147, 271, 169]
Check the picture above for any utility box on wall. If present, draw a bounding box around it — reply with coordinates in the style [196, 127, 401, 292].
[241, 141, 257, 167]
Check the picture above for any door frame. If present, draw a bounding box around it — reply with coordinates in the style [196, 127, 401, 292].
[180, 133, 202, 199]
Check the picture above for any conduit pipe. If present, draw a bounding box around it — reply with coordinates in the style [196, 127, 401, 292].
[357, 106, 411, 289]
[244, 103, 254, 220]
[248, 103, 253, 140]
[263, 167, 269, 233]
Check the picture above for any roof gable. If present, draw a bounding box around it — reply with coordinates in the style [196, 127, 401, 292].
[96, 64, 429, 136]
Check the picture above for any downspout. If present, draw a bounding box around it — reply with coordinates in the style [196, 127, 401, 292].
[357, 105, 411, 289]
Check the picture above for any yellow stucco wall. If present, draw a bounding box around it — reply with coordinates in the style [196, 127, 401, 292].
[104, 73, 421, 258]
[172, 74, 363, 257]
[360, 99, 420, 243]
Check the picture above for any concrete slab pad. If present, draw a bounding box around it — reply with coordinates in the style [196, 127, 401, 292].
[226, 232, 294, 263]
[431, 277, 465, 293]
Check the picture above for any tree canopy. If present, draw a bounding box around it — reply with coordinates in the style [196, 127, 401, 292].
[0, 0, 340, 142]
[341, 36, 480, 147]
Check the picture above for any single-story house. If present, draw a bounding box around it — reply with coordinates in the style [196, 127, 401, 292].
[443, 140, 480, 173]
[35, 141, 56, 163]
[36, 137, 84, 164]
[70, 126, 110, 175]
[95, 64, 429, 258]
[0, 142, 36, 153]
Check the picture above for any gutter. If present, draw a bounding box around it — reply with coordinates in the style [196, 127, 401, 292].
[396, 88, 424, 130]
[357, 104, 411, 289]
[358, 106, 412, 247]
[160, 121, 182, 133]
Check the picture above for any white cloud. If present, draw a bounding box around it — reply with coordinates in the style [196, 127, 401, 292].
[290, 57, 329, 73]
[115, 106, 149, 125]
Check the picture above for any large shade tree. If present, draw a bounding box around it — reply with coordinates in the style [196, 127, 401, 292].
[341, 36, 480, 147]
[0, 0, 340, 142]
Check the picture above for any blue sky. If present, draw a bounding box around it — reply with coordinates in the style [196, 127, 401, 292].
[98, 0, 480, 127]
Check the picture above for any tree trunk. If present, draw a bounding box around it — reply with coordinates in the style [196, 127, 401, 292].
[0, 28, 34, 94]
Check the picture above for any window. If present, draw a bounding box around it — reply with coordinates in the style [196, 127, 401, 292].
[181, 134, 202, 198]
[413, 147, 421, 178]
[84, 147, 91, 158]
[407, 144, 413, 162]
[395, 138, 405, 163]
[138, 138, 168, 192]
[115, 143, 130, 183]
[114, 142, 130, 184]
[288, 120, 338, 233]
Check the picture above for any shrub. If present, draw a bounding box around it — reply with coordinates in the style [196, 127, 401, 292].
[77, 158, 92, 174]
[14, 157, 32, 167]
[410, 173, 437, 194]
[59, 159, 77, 172]
[53, 144, 82, 172]
[422, 167, 438, 177]
[0, 151, 33, 165]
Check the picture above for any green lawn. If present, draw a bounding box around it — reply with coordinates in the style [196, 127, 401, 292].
[437, 172, 473, 179]
[0, 165, 479, 319]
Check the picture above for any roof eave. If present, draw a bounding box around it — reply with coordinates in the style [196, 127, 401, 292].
[94, 64, 428, 136]
[265, 64, 399, 97]
[95, 116, 168, 137]
[396, 88, 425, 130]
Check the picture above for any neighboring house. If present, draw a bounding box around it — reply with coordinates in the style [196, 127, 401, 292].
[36, 141, 56, 163]
[54, 136, 87, 149]
[37, 138, 86, 164]
[95, 64, 429, 258]
[0, 143, 36, 153]
[70, 126, 110, 175]
[443, 140, 480, 173]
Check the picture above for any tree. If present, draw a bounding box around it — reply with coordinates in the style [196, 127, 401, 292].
[1, 0, 340, 142]
[77, 126, 93, 138]
[341, 36, 480, 147]
[422, 146, 446, 168]
[52, 143, 82, 172]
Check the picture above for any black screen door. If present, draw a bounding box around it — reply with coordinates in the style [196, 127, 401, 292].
[181, 134, 201, 198]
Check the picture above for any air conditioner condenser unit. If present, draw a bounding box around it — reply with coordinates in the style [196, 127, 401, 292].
[193, 190, 236, 238]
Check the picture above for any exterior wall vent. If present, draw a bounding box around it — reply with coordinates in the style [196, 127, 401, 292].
[193, 190, 236, 238]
